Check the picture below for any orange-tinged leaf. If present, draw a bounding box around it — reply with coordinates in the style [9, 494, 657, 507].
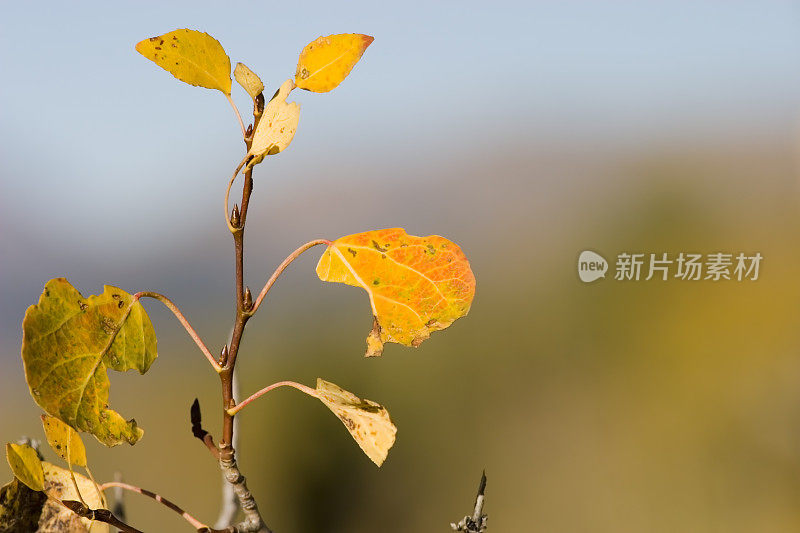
[316, 228, 476, 356]
[136, 29, 232, 94]
[295, 33, 373, 93]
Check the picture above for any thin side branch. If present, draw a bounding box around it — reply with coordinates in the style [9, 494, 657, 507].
[98, 482, 212, 531]
[227, 381, 317, 416]
[135, 292, 221, 373]
[248, 239, 331, 316]
[224, 156, 250, 233]
[226, 93, 247, 139]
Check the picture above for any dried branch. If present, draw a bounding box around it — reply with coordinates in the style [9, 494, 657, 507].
[450, 471, 488, 532]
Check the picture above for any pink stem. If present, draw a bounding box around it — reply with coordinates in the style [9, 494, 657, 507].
[99, 482, 207, 530]
[228, 381, 318, 416]
[248, 239, 331, 315]
[134, 292, 221, 372]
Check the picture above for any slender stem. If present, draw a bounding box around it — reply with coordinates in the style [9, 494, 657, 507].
[226, 93, 247, 139]
[99, 482, 211, 531]
[224, 156, 250, 233]
[248, 239, 331, 316]
[228, 381, 318, 416]
[135, 292, 221, 373]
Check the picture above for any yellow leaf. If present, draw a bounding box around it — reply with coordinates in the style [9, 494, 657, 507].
[316, 228, 476, 356]
[41, 415, 87, 468]
[5, 443, 44, 492]
[136, 29, 232, 94]
[234, 62, 264, 99]
[41, 462, 108, 533]
[247, 79, 301, 164]
[315, 379, 396, 466]
[295, 33, 373, 93]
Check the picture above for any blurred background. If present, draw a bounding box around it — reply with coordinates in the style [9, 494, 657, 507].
[2, 1, 800, 531]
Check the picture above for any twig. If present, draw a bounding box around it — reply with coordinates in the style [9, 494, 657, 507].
[247, 239, 331, 316]
[450, 471, 488, 532]
[214, 365, 241, 529]
[219, 456, 271, 533]
[135, 292, 222, 372]
[98, 482, 214, 531]
[227, 381, 317, 416]
[226, 93, 247, 139]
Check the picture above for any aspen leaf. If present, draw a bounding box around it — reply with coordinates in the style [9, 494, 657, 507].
[136, 29, 232, 94]
[40, 462, 108, 533]
[22, 278, 157, 447]
[316, 228, 476, 356]
[295, 33, 373, 93]
[247, 79, 300, 165]
[5, 444, 44, 492]
[41, 415, 87, 468]
[234, 62, 264, 99]
[315, 379, 396, 467]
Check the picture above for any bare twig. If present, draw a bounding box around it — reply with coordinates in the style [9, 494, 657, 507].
[214, 364, 240, 529]
[219, 456, 271, 533]
[227, 381, 317, 416]
[135, 292, 222, 372]
[99, 482, 213, 531]
[111, 472, 127, 525]
[450, 471, 488, 532]
[247, 239, 331, 316]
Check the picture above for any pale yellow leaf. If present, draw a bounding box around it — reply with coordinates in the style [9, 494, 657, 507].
[41, 415, 87, 468]
[295, 33, 373, 93]
[136, 29, 232, 94]
[5, 443, 44, 492]
[40, 462, 108, 533]
[315, 379, 396, 466]
[247, 79, 301, 165]
[234, 62, 264, 99]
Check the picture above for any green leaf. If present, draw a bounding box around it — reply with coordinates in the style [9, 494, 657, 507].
[234, 62, 264, 99]
[136, 29, 232, 94]
[315, 379, 396, 466]
[5, 443, 44, 492]
[41, 415, 87, 468]
[22, 278, 157, 447]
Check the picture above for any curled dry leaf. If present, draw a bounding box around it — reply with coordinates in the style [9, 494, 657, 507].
[247, 79, 300, 165]
[40, 462, 108, 533]
[316, 228, 476, 356]
[136, 28, 232, 94]
[315, 379, 396, 466]
[234, 62, 265, 99]
[295, 33, 374, 93]
[41, 415, 87, 468]
[5, 443, 44, 492]
[22, 278, 157, 447]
